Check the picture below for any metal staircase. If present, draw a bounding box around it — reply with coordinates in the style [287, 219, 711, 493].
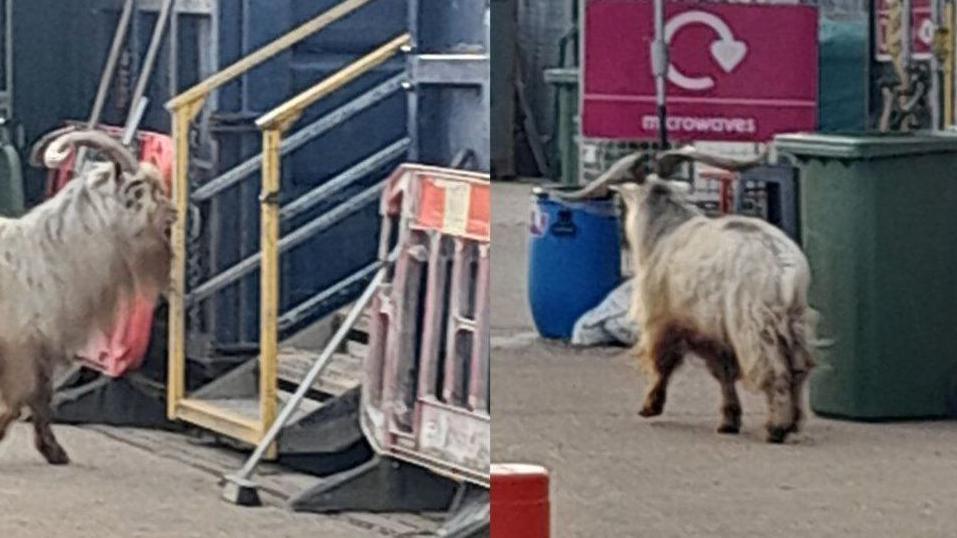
[165, 0, 416, 456]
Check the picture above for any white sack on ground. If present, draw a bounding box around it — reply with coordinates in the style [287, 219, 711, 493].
[571, 278, 640, 347]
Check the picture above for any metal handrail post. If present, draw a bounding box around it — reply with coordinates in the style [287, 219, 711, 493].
[258, 127, 282, 452]
[247, 34, 410, 443]
[167, 96, 206, 419]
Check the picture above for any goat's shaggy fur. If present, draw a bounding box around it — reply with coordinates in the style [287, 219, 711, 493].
[0, 128, 174, 464]
[592, 149, 816, 444]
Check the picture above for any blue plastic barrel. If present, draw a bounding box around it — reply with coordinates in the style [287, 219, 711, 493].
[528, 188, 622, 340]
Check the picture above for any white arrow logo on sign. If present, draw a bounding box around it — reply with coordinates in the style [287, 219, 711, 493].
[918, 19, 935, 46]
[665, 11, 748, 91]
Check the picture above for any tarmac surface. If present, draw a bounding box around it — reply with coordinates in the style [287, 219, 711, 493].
[491, 181, 957, 538]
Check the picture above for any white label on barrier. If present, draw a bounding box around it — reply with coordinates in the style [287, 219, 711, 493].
[419, 404, 490, 473]
[435, 180, 471, 236]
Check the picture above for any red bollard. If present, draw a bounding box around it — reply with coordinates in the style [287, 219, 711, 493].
[491, 463, 550, 538]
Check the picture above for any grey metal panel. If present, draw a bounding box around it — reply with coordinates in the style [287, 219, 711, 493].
[412, 0, 490, 171]
[491, 0, 517, 177]
[516, 0, 575, 143]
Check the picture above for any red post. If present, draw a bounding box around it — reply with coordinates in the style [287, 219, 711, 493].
[491, 464, 550, 538]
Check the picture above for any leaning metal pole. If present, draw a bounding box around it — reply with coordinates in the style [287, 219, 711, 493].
[76, 0, 135, 171]
[221, 265, 388, 506]
[652, 0, 668, 147]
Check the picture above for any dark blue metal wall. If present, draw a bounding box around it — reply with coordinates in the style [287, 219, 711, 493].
[11, 0, 488, 351]
[204, 0, 408, 345]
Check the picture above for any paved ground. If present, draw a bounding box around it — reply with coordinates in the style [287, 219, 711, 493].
[491, 181, 957, 538]
[0, 423, 435, 538]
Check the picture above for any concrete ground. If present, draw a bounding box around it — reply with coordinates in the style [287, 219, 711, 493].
[0, 424, 438, 538]
[491, 181, 957, 538]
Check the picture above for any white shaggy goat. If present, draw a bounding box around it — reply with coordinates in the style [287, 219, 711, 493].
[567, 148, 816, 443]
[0, 127, 174, 463]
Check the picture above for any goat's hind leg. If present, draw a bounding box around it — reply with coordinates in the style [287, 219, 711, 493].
[732, 324, 795, 444]
[0, 406, 18, 443]
[638, 325, 685, 418]
[704, 351, 742, 435]
[27, 361, 69, 465]
[0, 351, 32, 444]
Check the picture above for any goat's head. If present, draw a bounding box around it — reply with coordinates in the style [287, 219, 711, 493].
[31, 127, 176, 295]
[31, 127, 176, 243]
[610, 173, 693, 214]
[580, 145, 770, 208]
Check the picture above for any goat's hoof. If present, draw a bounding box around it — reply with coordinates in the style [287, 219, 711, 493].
[638, 405, 663, 418]
[717, 423, 740, 435]
[765, 427, 789, 444]
[41, 446, 70, 465]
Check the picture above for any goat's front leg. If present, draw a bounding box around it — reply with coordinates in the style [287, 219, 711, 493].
[787, 370, 809, 435]
[764, 374, 796, 444]
[28, 362, 69, 465]
[638, 326, 685, 418]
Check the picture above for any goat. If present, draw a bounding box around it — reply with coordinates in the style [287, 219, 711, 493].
[0, 127, 174, 464]
[571, 147, 815, 443]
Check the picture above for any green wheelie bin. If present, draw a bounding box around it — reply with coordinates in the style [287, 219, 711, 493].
[775, 132, 957, 420]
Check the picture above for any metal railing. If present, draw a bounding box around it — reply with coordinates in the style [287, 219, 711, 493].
[165, 0, 408, 450]
[254, 33, 411, 450]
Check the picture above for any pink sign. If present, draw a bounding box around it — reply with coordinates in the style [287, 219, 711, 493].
[583, 0, 819, 142]
[875, 0, 933, 61]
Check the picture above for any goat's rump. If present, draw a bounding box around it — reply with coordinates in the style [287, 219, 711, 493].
[639, 215, 814, 389]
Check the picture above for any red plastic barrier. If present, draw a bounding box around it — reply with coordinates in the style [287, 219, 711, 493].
[45, 125, 174, 377]
[491, 463, 551, 538]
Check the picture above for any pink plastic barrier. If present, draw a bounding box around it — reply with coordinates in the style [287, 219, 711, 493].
[361, 164, 491, 487]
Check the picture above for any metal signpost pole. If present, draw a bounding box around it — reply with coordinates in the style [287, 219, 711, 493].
[652, 0, 668, 148]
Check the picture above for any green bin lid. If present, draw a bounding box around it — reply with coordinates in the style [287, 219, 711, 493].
[774, 131, 957, 160]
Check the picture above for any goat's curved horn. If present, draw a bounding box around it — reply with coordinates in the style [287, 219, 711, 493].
[655, 145, 769, 178]
[28, 125, 81, 168]
[42, 129, 139, 174]
[551, 152, 651, 201]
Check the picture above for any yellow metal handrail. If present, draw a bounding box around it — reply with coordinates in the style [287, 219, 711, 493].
[257, 34, 412, 131]
[167, 0, 374, 111]
[256, 33, 412, 439]
[165, 0, 383, 442]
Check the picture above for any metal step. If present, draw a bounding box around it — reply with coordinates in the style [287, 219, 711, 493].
[192, 388, 325, 428]
[277, 347, 362, 398]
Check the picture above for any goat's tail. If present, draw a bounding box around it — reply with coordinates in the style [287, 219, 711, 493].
[786, 305, 818, 375]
